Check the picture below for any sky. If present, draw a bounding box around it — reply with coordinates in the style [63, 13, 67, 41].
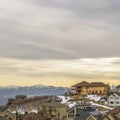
[0, 0, 120, 87]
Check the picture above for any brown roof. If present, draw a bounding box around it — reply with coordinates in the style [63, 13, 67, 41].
[20, 113, 50, 120]
[93, 106, 120, 120]
[116, 85, 120, 88]
[72, 81, 90, 87]
[109, 106, 120, 114]
[72, 81, 107, 87]
[90, 82, 108, 87]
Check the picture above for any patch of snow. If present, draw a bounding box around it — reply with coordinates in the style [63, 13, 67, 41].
[57, 96, 70, 104]
[87, 94, 101, 102]
[90, 101, 112, 110]
[58, 95, 111, 110]
[29, 109, 38, 113]
[11, 109, 38, 114]
[68, 102, 77, 108]
[58, 95, 77, 108]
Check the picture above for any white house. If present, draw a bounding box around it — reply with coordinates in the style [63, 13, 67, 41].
[107, 92, 120, 108]
[110, 85, 116, 92]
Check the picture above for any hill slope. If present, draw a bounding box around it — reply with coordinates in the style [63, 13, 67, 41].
[0, 85, 69, 105]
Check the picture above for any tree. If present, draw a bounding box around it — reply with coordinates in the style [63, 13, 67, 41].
[106, 83, 111, 94]
[16, 111, 19, 120]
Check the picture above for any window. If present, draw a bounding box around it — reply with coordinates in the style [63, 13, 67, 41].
[117, 97, 119, 99]
[110, 97, 113, 99]
[110, 102, 114, 104]
[116, 102, 119, 104]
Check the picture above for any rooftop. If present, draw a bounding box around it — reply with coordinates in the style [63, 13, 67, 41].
[108, 92, 120, 97]
[20, 113, 50, 120]
[72, 81, 107, 87]
[116, 85, 120, 88]
[72, 81, 90, 87]
[90, 82, 108, 87]
[108, 106, 120, 120]
[109, 106, 120, 114]
[42, 102, 67, 107]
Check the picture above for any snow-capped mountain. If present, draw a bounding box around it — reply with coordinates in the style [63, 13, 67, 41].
[0, 85, 69, 105]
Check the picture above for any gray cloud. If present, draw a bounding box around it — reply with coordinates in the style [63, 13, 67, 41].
[0, 0, 120, 59]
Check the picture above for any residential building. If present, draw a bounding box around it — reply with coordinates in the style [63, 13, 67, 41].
[103, 106, 120, 120]
[39, 102, 68, 120]
[107, 92, 120, 108]
[116, 85, 120, 93]
[90, 82, 108, 95]
[71, 81, 108, 96]
[87, 106, 120, 120]
[7, 96, 60, 114]
[110, 85, 116, 92]
[87, 111, 105, 120]
[71, 81, 91, 95]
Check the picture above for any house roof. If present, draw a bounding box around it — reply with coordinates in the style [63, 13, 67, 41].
[107, 92, 120, 97]
[116, 85, 120, 88]
[109, 106, 120, 114]
[108, 106, 120, 120]
[20, 113, 50, 120]
[93, 115, 104, 120]
[42, 102, 67, 107]
[71, 81, 90, 87]
[71, 81, 107, 87]
[100, 96, 107, 101]
[75, 111, 91, 120]
[90, 82, 108, 87]
[90, 111, 101, 116]
[88, 111, 105, 120]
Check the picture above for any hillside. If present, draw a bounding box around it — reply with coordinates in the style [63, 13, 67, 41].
[0, 85, 69, 105]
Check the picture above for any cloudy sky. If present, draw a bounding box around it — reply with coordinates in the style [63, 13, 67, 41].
[0, 0, 120, 86]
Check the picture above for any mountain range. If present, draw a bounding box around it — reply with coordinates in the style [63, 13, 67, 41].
[0, 84, 69, 105]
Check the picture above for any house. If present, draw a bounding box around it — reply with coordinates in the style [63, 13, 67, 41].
[116, 85, 120, 93]
[90, 82, 108, 95]
[107, 92, 120, 108]
[7, 95, 60, 114]
[39, 102, 68, 120]
[71, 81, 91, 95]
[86, 111, 105, 120]
[110, 85, 116, 92]
[87, 106, 120, 120]
[103, 106, 120, 120]
[71, 81, 108, 96]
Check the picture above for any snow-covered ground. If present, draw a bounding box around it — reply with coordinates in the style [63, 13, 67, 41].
[86, 94, 101, 101]
[58, 95, 77, 108]
[58, 95, 112, 110]
[91, 102, 112, 110]
[10, 95, 112, 114]
[10, 109, 38, 114]
[57, 95, 71, 104]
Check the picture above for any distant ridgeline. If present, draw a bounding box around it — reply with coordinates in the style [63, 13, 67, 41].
[0, 85, 69, 105]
